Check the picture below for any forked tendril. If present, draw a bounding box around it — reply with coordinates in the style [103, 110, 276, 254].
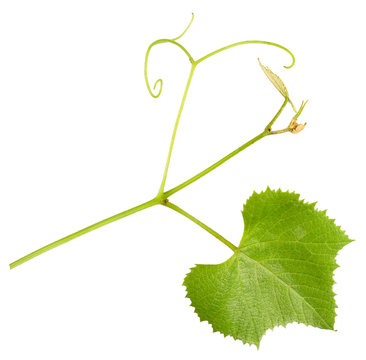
[144, 14, 195, 98]
[145, 13, 295, 100]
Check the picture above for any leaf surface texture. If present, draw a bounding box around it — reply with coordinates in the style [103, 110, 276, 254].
[184, 188, 351, 347]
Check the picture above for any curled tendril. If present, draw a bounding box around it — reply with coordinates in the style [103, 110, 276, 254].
[144, 14, 195, 99]
[195, 40, 295, 69]
[144, 13, 295, 99]
[172, 13, 194, 41]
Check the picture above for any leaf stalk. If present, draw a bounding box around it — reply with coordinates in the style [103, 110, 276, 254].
[163, 201, 238, 252]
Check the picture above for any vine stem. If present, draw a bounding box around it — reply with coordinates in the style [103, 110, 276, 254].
[9, 19, 296, 268]
[9, 101, 288, 269]
[157, 63, 196, 197]
[163, 131, 267, 199]
[161, 98, 288, 199]
[163, 201, 237, 252]
[265, 98, 288, 131]
[9, 198, 159, 269]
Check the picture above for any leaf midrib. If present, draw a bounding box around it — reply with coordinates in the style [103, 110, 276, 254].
[237, 250, 333, 329]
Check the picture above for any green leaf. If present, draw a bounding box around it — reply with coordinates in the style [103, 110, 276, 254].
[184, 188, 352, 347]
[258, 59, 289, 98]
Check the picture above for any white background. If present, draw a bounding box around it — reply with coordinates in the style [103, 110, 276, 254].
[0, 1, 365, 359]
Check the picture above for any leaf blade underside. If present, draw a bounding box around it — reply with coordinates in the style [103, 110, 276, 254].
[184, 188, 351, 347]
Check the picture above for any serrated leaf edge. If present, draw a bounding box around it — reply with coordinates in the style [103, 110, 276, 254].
[184, 187, 353, 348]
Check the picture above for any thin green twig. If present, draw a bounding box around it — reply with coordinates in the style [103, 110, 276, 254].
[163, 131, 267, 199]
[9, 198, 159, 269]
[157, 63, 196, 197]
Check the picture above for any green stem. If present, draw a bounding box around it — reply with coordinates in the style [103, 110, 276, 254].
[157, 63, 196, 197]
[163, 97, 289, 199]
[10, 32, 296, 268]
[265, 98, 288, 131]
[163, 131, 267, 198]
[163, 201, 237, 252]
[10, 101, 288, 269]
[9, 198, 159, 269]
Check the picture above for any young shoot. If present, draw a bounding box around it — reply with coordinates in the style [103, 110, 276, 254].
[9, 13, 351, 349]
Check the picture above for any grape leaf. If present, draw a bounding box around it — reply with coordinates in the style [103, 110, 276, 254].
[184, 188, 351, 347]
